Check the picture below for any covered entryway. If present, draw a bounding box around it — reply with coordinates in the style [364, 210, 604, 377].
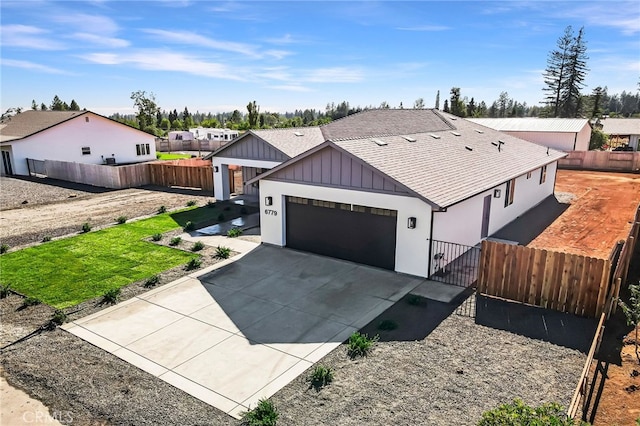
[285, 196, 397, 270]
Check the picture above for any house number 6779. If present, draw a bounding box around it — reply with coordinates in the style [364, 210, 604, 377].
[265, 209, 278, 216]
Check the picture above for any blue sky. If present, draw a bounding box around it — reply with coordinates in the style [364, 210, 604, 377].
[1, 1, 638, 116]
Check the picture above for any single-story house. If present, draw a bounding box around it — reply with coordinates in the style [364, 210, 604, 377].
[190, 127, 239, 142]
[0, 110, 156, 176]
[168, 130, 195, 141]
[213, 109, 566, 278]
[599, 118, 640, 151]
[467, 117, 591, 152]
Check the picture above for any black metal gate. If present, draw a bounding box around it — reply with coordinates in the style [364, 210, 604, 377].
[26, 158, 46, 177]
[428, 239, 481, 287]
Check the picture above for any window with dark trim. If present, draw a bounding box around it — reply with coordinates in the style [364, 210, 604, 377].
[81, 146, 91, 155]
[505, 178, 515, 207]
[135, 143, 151, 156]
[540, 165, 547, 184]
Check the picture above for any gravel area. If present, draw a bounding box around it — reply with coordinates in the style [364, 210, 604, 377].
[0, 176, 215, 249]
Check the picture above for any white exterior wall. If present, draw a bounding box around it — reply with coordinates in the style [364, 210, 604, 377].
[433, 162, 558, 246]
[504, 131, 585, 152]
[4, 113, 156, 176]
[259, 180, 433, 278]
[212, 156, 280, 200]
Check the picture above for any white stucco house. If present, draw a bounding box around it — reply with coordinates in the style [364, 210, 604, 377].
[599, 118, 640, 151]
[467, 117, 591, 152]
[211, 109, 566, 279]
[0, 110, 156, 176]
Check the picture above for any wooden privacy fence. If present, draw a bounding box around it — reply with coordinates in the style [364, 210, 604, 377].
[148, 162, 213, 191]
[477, 240, 611, 318]
[607, 204, 640, 316]
[558, 150, 640, 172]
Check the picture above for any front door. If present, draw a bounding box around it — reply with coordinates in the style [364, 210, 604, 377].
[1, 151, 13, 176]
[481, 194, 491, 238]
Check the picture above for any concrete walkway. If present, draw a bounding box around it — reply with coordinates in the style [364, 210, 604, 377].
[63, 244, 424, 418]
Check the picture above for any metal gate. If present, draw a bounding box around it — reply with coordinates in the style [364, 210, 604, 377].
[26, 158, 47, 176]
[428, 239, 480, 287]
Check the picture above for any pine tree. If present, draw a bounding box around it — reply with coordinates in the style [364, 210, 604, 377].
[560, 27, 588, 117]
[435, 90, 440, 110]
[40, 103, 47, 111]
[31, 100, 38, 110]
[443, 99, 449, 113]
[50, 95, 64, 111]
[69, 99, 80, 111]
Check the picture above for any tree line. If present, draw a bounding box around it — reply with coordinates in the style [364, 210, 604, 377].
[30, 95, 82, 112]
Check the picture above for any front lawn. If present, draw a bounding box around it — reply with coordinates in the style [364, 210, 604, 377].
[156, 153, 193, 160]
[0, 211, 200, 309]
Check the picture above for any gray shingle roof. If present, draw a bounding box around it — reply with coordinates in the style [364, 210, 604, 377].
[0, 110, 86, 142]
[320, 108, 453, 140]
[600, 118, 640, 135]
[251, 127, 326, 158]
[467, 117, 589, 133]
[333, 112, 566, 207]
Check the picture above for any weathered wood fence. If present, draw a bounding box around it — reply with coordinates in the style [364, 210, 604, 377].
[477, 240, 612, 318]
[558, 150, 640, 172]
[28, 158, 213, 192]
[607, 204, 640, 316]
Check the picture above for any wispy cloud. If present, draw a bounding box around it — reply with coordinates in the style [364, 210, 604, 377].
[80, 50, 245, 80]
[71, 32, 130, 48]
[52, 13, 120, 35]
[264, 50, 293, 60]
[396, 25, 450, 32]
[1, 58, 72, 74]
[305, 67, 363, 83]
[0, 24, 66, 50]
[142, 29, 259, 57]
[265, 34, 303, 45]
[558, 2, 640, 36]
[267, 84, 313, 92]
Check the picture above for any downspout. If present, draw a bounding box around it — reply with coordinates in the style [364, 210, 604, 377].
[573, 132, 578, 150]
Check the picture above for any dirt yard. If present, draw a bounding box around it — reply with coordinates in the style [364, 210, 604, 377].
[0, 176, 215, 249]
[528, 170, 640, 258]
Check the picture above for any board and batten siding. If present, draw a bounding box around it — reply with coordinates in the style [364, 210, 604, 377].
[267, 146, 410, 195]
[503, 128, 590, 152]
[218, 134, 288, 162]
[259, 179, 433, 278]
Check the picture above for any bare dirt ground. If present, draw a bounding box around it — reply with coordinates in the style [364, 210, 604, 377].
[529, 170, 640, 259]
[0, 176, 215, 249]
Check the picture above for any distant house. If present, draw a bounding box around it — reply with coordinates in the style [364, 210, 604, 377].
[213, 109, 566, 278]
[190, 127, 239, 142]
[599, 118, 640, 151]
[0, 110, 156, 176]
[467, 117, 591, 152]
[168, 130, 195, 142]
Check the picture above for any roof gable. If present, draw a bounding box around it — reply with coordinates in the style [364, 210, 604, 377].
[211, 131, 289, 162]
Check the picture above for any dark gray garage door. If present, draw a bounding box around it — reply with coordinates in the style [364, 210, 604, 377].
[285, 196, 397, 270]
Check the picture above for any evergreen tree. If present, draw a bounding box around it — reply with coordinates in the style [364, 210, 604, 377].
[435, 90, 440, 110]
[466, 97, 476, 117]
[31, 100, 38, 110]
[69, 99, 80, 111]
[560, 27, 588, 117]
[50, 95, 64, 111]
[246, 100, 259, 128]
[443, 99, 450, 113]
[40, 103, 47, 111]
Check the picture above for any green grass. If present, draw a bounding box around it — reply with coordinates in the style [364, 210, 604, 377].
[170, 202, 258, 228]
[156, 153, 192, 160]
[0, 210, 203, 309]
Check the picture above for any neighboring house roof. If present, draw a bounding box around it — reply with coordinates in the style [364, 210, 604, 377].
[208, 127, 326, 160]
[467, 117, 589, 133]
[600, 118, 640, 135]
[0, 110, 154, 143]
[0, 110, 86, 142]
[250, 109, 566, 209]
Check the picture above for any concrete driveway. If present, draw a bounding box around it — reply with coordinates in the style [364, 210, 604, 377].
[63, 245, 424, 418]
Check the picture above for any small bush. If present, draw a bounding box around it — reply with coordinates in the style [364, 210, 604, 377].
[156, 152, 161, 159]
[21, 296, 42, 308]
[207, 200, 216, 208]
[50, 309, 67, 326]
[184, 221, 196, 232]
[478, 399, 581, 426]
[157, 205, 167, 214]
[378, 319, 398, 331]
[347, 332, 379, 359]
[0, 283, 12, 298]
[169, 236, 182, 246]
[101, 288, 120, 305]
[191, 241, 205, 252]
[309, 365, 334, 389]
[42, 236, 52, 243]
[116, 216, 127, 224]
[186, 200, 197, 207]
[227, 227, 243, 238]
[0, 244, 8, 254]
[81, 222, 91, 233]
[407, 294, 423, 306]
[240, 206, 248, 215]
[151, 233, 163, 241]
[144, 275, 160, 288]
[242, 399, 278, 426]
[215, 246, 231, 259]
[185, 258, 202, 270]
[217, 213, 225, 221]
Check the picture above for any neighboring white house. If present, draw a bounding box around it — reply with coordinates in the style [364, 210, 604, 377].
[0, 110, 156, 176]
[599, 118, 640, 151]
[190, 127, 239, 142]
[467, 117, 591, 152]
[213, 109, 566, 279]
[168, 130, 195, 141]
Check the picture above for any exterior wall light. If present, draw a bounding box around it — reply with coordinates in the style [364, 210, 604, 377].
[493, 189, 501, 198]
[213, 166, 219, 172]
[407, 217, 417, 229]
[265, 196, 273, 206]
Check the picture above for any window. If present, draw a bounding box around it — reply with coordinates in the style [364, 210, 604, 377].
[526, 171, 532, 179]
[81, 146, 91, 155]
[136, 143, 150, 156]
[504, 178, 515, 207]
[540, 165, 547, 184]
[175, 134, 183, 140]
